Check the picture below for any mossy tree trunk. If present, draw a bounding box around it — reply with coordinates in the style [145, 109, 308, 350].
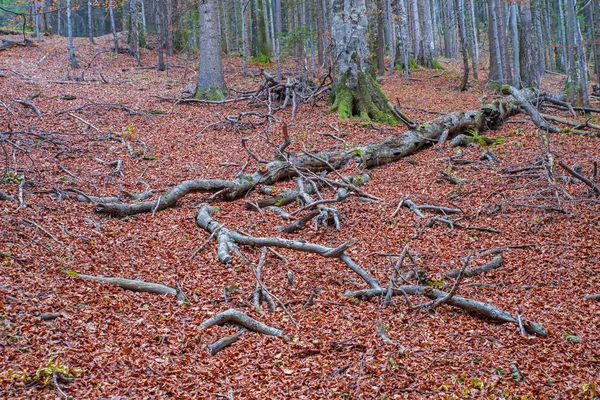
[329, 0, 398, 124]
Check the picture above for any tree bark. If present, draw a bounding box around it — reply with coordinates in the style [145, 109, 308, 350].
[330, 0, 398, 122]
[88, 0, 95, 45]
[519, 0, 541, 89]
[454, 0, 469, 91]
[196, 0, 226, 100]
[109, 0, 119, 54]
[66, 0, 79, 68]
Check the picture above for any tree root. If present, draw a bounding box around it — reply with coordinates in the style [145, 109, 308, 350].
[195, 204, 381, 289]
[199, 308, 289, 339]
[345, 286, 547, 337]
[71, 272, 188, 302]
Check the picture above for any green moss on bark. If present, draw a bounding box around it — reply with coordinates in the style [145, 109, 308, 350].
[195, 86, 228, 101]
[330, 72, 398, 124]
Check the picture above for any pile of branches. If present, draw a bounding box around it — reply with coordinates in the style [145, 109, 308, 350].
[158, 69, 332, 120]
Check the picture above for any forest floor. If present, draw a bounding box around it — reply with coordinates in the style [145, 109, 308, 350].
[1, 34, 599, 399]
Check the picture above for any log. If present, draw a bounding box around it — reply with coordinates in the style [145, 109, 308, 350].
[95, 90, 539, 217]
[345, 285, 547, 337]
[198, 308, 289, 339]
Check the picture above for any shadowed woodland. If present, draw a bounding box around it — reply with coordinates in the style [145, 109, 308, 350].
[1, 0, 600, 398]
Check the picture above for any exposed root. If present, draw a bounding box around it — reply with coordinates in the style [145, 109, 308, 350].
[198, 308, 289, 339]
[71, 272, 187, 302]
[195, 204, 381, 289]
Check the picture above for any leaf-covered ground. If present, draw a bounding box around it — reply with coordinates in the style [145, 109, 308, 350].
[1, 34, 599, 399]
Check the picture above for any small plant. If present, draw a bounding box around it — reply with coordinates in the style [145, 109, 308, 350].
[34, 358, 82, 387]
[117, 123, 139, 140]
[250, 53, 272, 65]
[148, 109, 165, 115]
[2, 170, 23, 184]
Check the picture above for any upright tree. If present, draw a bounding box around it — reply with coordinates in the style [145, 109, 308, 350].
[196, 0, 226, 100]
[66, 0, 79, 67]
[329, 0, 398, 123]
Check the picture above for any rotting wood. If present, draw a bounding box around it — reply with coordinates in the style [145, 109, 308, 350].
[95, 89, 543, 217]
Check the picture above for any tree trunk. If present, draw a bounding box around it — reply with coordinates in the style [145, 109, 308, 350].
[385, 0, 395, 75]
[454, 0, 469, 91]
[129, 0, 140, 64]
[274, 0, 282, 78]
[419, 0, 434, 68]
[109, 0, 118, 54]
[88, 0, 95, 44]
[66, 0, 79, 68]
[520, 0, 541, 89]
[396, 0, 410, 84]
[196, 0, 226, 100]
[241, 0, 249, 76]
[410, 0, 421, 61]
[566, 0, 589, 106]
[330, 0, 398, 123]
[465, 0, 478, 79]
[510, 1, 520, 88]
[488, 0, 504, 85]
[155, 0, 165, 71]
[558, 0, 568, 72]
[376, 0, 386, 75]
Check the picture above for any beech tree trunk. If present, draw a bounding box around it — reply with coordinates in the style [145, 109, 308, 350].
[519, 0, 541, 89]
[109, 0, 118, 54]
[88, 0, 95, 45]
[329, 0, 398, 123]
[196, 0, 226, 100]
[66, 0, 79, 68]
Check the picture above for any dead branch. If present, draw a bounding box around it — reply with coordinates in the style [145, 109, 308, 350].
[377, 321, 407, 352]
[585, 294, 600, 301]
[440, 170, 469, 184]
[0, 191, 14, 201]
[444, 255, 503, 278]
[198, 308, 289, 339]
[558, 161, 600, 195]
[345, 285, 547, 337]
[506, 86, 560, 133]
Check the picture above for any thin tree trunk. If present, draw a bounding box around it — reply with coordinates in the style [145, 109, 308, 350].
[454, 0, 469, 91]
[129, 0, 140, 63]
[241, 0, 249, 76]
[510, 1, 520, 88]
[385, 0, 395, 75]
[377, 0, 386, 75]
[559, 0, 568, 71]
[66, 0, 79, 67]
[156, 0, 165, 71]
[465, 0, 478, 79]
[109, 0, 118, 53]
[410, 0, 421, 61]
[419, 0, 434, 67]
[275, 0, 282, 78]
[488, 0, 504, 85]
[88, 0, 95, 44]
[396, 0, 410, 84]
[520, 0, 540, 88]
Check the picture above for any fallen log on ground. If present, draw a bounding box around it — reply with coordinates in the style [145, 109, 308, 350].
[345, 285, 547, 337]
[95, 89, 541, 217]
[195, 204, 381, 289]
[70, 272, 187, 302]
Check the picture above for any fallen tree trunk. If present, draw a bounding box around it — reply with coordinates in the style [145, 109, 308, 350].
[95, 89, 539, 217]
[195, 204, 381, 289]
[345, 285, 547, 337]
